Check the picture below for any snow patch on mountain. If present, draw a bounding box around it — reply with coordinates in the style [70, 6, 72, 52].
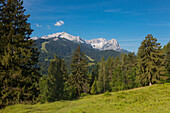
[30, 36, 38, 40]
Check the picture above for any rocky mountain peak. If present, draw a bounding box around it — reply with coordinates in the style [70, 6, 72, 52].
[31, 32, 121, 51]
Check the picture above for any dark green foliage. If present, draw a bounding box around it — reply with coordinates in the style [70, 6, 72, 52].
[122, 53, 138, 89]
[44, 56, 67, 102]
[137, 34, 167, 86]
[106, 56, 115, 90]
[97, 57, 111, 93]
[89, 64, 99, 88]
[112, 66, 125, 91]
[69, 46, 89, 96]
[90, 78, 98, 95]
[163, 41, 170, 82]
[0, 0, 40, 108]
[111, 56, 126, 91]
[96, 52, 138, 93]
[39, 75, 48, 103]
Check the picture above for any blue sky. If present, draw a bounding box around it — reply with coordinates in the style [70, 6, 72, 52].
[23, 0, 170, 53]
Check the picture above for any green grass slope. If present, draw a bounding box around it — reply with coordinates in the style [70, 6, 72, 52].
[1, 83, 170, 113]
[41, 41, 49, 53]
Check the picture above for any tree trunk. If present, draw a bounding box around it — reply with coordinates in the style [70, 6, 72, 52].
[149, 82, 152, 86]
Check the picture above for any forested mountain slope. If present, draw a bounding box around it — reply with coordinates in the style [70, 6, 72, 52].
[35, 38, 121, 74]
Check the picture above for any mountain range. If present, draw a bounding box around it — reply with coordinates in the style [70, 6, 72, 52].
[31, 31, 122, 51]
[32, 32, 130, 74]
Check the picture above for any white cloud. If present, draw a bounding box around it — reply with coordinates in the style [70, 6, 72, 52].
[54, 20, 64, 26]
[35, 23, 42, 28]
[36, 23, 39, 27]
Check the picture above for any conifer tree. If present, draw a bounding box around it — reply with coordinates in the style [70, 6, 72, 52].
[122, 53, 137, 89]
[39, 75, 48, 103]
[90, 78, 97, 95]
[163, 42, 170, 82]
[97, 57, 106, 93]
[97, 57, 111, 93]
[89, 63, 99, 88]
[0, 0, 40, 107]
[112, 66, 124, 91]
[120, 54, 129, 89]
[126, 53, 137, 88]
[45, 56, 67, 102]
[70, 45, 88, 96]
[114, 56, 120, 67]
[137, 34, 167, 86]
[105, 56, 114, 91]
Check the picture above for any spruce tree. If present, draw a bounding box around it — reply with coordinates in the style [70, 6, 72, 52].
[121, 54, 129, 89]
[126, 53, 137, 88]
[89, 64, 99, 88]
[163, 42, 170, 82]
[97, 57, 106, 93]
[112, 66, 123, 91]
[90, 78, 97, 95]
[105, 56, 114, 91]
[97, 57, 111, 93]
[45, 56, 67, 102]
[39, 75, 48, 103]
[70, 45, 88, 96]
[137, 34, 167, 86]
[0, 0, 40, 107]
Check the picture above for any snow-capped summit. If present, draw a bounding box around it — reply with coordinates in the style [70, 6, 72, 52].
[86, 38, 107, 50]
[30, 36, 38, 40]
[32, 32, 121, 51]
[86, 38, 121, 51]
[40, 32, 86, 43]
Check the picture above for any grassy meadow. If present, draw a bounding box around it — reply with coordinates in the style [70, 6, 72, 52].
[1, 83, 170, 113]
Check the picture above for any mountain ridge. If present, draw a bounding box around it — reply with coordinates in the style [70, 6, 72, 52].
[31, 32, 122, 51]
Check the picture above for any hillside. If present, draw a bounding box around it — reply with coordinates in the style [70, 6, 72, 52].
[35, 38, 121, 74]
[1, 83, 170, 113]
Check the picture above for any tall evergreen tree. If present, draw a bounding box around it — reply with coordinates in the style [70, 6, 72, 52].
[113, 67, 124, 91]
[97, 57, 111, 93]
[90, 78, 97, 95]
[126, 53, 137, 88]
[70, 45, 89, 96]
[123, 53, 137, 89]
[163, 41, 170, 82]
[39, 75, 48, 103]
[105, 56, 114, 91]
[89, 63, 99, 88]
[0, 0, 40, 107]
[45, 56, 67, 102]
[137, 34, 167, 86]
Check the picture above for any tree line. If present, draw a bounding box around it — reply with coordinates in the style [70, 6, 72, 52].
[0, 0, 169, 108]
[39, 38, 169, 102]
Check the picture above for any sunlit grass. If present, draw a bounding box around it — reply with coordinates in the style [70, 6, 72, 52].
[1, 83, 170, 113]
[41, 41, 49, 53]
[85, 55, 95, 62]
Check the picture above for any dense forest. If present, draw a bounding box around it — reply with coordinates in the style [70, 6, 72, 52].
[0, 0, 169, 109]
